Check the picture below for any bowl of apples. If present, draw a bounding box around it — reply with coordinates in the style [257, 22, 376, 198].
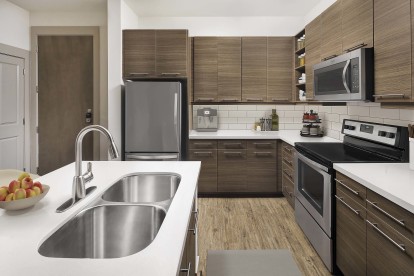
[0, 172, 49, 211]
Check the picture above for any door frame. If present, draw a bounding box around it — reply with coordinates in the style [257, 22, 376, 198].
[0, 43, 30, 172]
[30, 27, 101, 173]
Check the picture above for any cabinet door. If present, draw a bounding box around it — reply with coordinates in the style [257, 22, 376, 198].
[123, 30, 156, 78]
[156, 30, 188, 77]
[305, 16, 321, 101]
[218, 150, 247, 192]
[247, 151, 277, 193]
[336, 189, 366, 276]
[374, 0, 411, 101]
[320, 0, 343, 60]
[341, 0, 373, 52]
[187, 200, 197, 276]
[367, 213, 414, 275]
[193, 37, 218, 102]
[218, 37, 242, 102]
[267, 37, 293, 102]
[188, 150, 218, 193]
[242, 37, 267, 102]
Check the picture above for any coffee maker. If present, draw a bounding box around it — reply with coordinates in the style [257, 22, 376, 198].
[196, 108, 218, 132]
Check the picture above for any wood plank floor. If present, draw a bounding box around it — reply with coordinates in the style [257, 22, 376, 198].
[197, 197, 331, 276]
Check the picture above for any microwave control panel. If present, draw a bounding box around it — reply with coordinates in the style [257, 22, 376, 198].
[350, 58, 359, 93]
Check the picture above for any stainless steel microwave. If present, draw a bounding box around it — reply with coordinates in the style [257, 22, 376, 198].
[313, 48, 373, 101]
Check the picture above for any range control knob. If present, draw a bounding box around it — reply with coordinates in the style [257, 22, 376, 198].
[348, 126, 356, 130]
[378, 131, 387, 137]
[386, 132, 396, 138]
[344, 125, 350, 129]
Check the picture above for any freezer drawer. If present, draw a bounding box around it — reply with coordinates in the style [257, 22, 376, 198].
[125, 153, 179, 161]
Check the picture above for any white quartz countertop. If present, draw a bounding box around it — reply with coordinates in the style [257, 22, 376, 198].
[189, 130, 340, 146]
[0, 161, 201, 276]
[334, 163, 414, 214]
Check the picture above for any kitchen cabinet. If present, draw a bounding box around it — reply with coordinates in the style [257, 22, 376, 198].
[217, 140, 247, 192]
[123, 29, 188, 78]
[320, 0, 343, 61]
[242, 37, 267, 102]
[281, 142, 295, 208]
[218, 37, 242, 102]
[179, 198, 197, 276]
[188, 140, 218, 193]
[193, 37, 218, 102]
[246, 140, 278, 193]
[305, 16, 321, 101]
[267, 37, 293, 102]
[374, 0, 412, 102]
[341, 0, 373, 52]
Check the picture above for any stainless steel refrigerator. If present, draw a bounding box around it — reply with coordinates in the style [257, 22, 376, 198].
[124, 81, 187, 161]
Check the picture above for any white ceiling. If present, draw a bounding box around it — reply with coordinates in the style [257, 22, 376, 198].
[7, 0, 107, 12]
[8, 0, 323, 17]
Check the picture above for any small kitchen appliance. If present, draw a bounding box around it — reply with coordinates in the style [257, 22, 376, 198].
[196, 108, 218, 132]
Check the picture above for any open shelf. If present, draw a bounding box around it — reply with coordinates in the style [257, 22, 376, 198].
[296, 83, 306, 87]
[295, 65, 305, 72]
[295, 47, 305, 55]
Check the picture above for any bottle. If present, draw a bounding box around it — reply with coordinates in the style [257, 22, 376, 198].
[271, 109, 279, 131]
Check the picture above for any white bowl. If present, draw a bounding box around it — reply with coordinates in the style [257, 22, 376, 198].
[0, 185, 50, 211]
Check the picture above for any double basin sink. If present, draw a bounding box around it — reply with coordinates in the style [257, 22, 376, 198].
[38, 173, 181, 259]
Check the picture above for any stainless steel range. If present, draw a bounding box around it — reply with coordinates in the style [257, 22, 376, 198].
[294, 119, 409, 273]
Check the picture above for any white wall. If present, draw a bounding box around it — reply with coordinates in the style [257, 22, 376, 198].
[304, 0, 337, 24]
[121, 0, 139, 29]
[138, 16, 304, 36]
[0, 0, 30, 50]
[30, 11, 106, 26]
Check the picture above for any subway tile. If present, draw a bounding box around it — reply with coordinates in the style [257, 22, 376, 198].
[247, 111, 267, 118]
[219, 105, 238, 111]
[358, 116, 383, 124]
[284, 124, 302, 130]
[280, 117, 294, 123]
[219, 117, 238, 124]
[294, 105, 305, 111]
[331, 122, 343, 132]
[306, 105, 319, 112]
[276, 111, 285, 117]
[318, 106, 332, 113]
[331, 106, 348, 114]
[218, 124, 229, 129]
[284, 111, 304, 117]
[237, 117, 256, 124]
[369, 107, 399, 119]
[275, 105, 295, 111]
[228, 111, 247, 117]
[325, 113, 340, 123]
[278, 123, 286, 130]
[238, 105, 257, 111]
[348, 105, 369, 116]
[400, 109, 414, 121]
[218, 111, 228, 117]
[358, 102, 380, 107]
[228, 123, 248, 130]
[294, 117, 304, 123]
[327, 129, 340, 140]
[383, 119, 411, 127]
[256, 104, 276, 111]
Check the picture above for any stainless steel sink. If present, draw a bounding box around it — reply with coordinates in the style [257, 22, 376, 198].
[38, 205, 166, 259]
[101, 173, 181, 203]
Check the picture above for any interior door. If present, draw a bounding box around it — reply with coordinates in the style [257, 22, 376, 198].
[0, 54, 25, 170]
[38, 36, 93, 175]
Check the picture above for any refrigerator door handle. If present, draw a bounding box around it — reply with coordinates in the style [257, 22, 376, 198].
[174, 92, 180, 154]
[126, 154, 178, 160]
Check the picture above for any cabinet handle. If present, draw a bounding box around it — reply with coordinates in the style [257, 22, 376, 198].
[188, 210, 198, 235]
[223, 142, 242, 147]
[194, 151, 212, 156]
[283, 169, 293, 179]
[253, 142, 272, 146]
[224, 151, 243, 156]
[283, 157, 293, 165]
[335, 178, 359, 195]
[220, 98, 238, 102]
[194, 142, 212, 146]
[180, 262, 191, 276]
[372, 94, 405, 99]
[283, 146, 292, 152]
[322, 54, 338, 61]
[245, 98, 263, 102]
[366, 220, 406, 253]
[335, 195, 360, 216]
[254, 152, 272, 156]
[306, 97, 315, 100]
[161, 73, 181, 76]
[196, 98, 215, 102]
[129, 73, 149, 76]
[344, 43, 367, 53]
[271, 98, 289, 101]
[366, 199, 405, 227]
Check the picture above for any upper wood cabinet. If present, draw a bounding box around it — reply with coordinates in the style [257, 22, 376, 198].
[193, 37, 218, 102]
[218, 37, 242, 102]
[123, 29, 188, 78]
[374, 0, 412, 102]
[320, 0, 343, 61]
[305, 16, 321, 101]
[341, 0, 373, 52]
[267, 37, 293, 102]
[242, 37, 267, 102]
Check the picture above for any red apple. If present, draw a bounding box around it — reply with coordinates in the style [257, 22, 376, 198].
[32, 186, 42, 196]
[13, 188, 26, 200]
[21, 177, 33, 189]
[0, 187, 9, 201]
[33, 182, 43, 193]
[8, 180, 21, 193]
[5, 193, 14, 202]
[25, 189, 36, 198]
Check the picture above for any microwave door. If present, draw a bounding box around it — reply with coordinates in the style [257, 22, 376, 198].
[342, 60, 351, 94]
[314, 61, 349, 97]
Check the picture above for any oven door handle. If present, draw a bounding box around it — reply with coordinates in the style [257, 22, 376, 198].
[342, 59, 351, 94]
[296, 151, 330, 173]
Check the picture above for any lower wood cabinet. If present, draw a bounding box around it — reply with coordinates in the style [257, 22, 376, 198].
[217, 149, 247, 192]
[188, 150, 217, 193]
[281, 141, 295, 208]
[179, 198, 197, 276]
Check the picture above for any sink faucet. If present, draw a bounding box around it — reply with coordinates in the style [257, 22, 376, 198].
[57, 125, 119, 213]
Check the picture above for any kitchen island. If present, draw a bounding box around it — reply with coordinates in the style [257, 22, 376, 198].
[0, 161, 201, 276]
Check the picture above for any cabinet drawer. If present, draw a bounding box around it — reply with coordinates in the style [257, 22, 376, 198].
[281, 151, 294, 169]
[247, 150, 277, 163]
[367, 212, 414, 275]
[189, 140, 217, 149]
[217, 150, 247, 192]
[367, 190, 414, 243]
[282, 142, 294, 157]
[282, 177, 295, 209]
[335, 189, 367, 276]
[218, 140, 246, 149]
[282, 163, 294, 184]
[247, 140, 276, 150]
[188, 150, 217, 193]
[335, 172, 367, 208]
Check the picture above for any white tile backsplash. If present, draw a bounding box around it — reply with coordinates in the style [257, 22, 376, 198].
[193, 103, 414, 137]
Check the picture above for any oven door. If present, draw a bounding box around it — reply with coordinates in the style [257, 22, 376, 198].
[294, 151, 332, 236]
